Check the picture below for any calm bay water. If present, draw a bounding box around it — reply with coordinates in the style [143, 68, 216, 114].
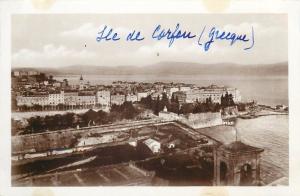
[238, 115, 289, 184]
[55, 74, 288, 106]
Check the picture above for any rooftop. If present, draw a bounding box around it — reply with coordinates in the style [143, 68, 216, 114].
[14, 163, 156, 186]
[220, 141, 264, 154]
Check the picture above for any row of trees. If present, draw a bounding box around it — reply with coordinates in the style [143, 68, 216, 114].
[140, 93, 225, 115]
[23, 101, 140, 134]
[220, 92, 235, 107]
[140, 93, 174, 115]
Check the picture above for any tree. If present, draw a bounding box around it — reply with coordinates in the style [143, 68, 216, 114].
[44, 115, 55, 130]
[228, 94, 235, 106]
[26, 116, 44, 133]
[221, 92, 235, 107]
[63, 79, 69, 86]
[169, 95, 180, 114]
[145, 95, 153, 109]
[97, 110, 109, 124]
[153, 96, 160, 115]
[36, 73, 47, 83]
[121, 101, 138, 119]
[53, 114, 63, 129]
[140, 95, 153, 109]
[63, 113, 75, 128]
[180, 103, 194, 114]
[171, 94, 175, 103]
[82, 109, 98, 126]
[48, 75, 54, 83]
[161, 93, 169, 109]
[214, 103, 221, 112]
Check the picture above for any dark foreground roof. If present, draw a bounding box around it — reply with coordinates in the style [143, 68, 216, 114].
[13, 163, 158, 186]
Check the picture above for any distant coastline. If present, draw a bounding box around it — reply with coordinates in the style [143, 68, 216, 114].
[12, 61, 288, 77]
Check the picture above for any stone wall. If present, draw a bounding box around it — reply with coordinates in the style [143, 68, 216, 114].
[12, 130, 74, 154]
[179, 112, 223, 129]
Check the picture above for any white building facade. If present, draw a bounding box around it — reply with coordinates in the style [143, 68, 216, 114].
[49, 92, 64, 105]
[96, 90, 111, 106]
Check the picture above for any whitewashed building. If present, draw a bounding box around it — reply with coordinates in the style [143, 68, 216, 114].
[143, 138, 161, 154]
[126, 94, 138, 103]
[49, 91, 64, 105]
[16, 95, 49, 107]
[111, 94, 126, 105]
[96, 90, 111, 106]
[137, 92, 148, 101]
[75, 95, 96, 106]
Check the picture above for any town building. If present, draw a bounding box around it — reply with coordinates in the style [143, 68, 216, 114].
[53, 81, 62, 88]
[16, 95, 49, 107]
[143, 138, 161, 154]
[166, 87, 179, 98]
[12, 71, 20, 77]
[179, 86, 191, 92]
[126, 94, 138, 103]
[68, 75, 90, 90]
[185, 89, 203, 103]
[151, 92, 162, 99]
[28, 71, 40, 76]
[96, 90, 111, 106]
[178, 86, 242, 104]
[111, 94, 126, 105]
[75, 95, 96, 106]
[49, 91, 64, 105]
[173, 91, 187, 104]
[137, 92, 148, 101]
[64, 92, 79, 106]
[204, 85, 242, 103]
[79, 75, 85, 90]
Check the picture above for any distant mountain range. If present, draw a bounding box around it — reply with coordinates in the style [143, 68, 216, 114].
[12, 62, 288, 77]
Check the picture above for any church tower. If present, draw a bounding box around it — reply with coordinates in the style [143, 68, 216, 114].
[213, 141, 264, 186]
[79, 75, 84, 90]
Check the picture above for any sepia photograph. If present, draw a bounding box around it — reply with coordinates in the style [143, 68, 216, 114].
[10, 14, 288, 187]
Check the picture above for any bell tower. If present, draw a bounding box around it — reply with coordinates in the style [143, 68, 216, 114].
[79, 75, 84, 90]
[213, 141, 264, 186]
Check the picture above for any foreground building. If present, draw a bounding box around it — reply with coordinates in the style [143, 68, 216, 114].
[14, 163, 161, 186]
[214, 141, 264, 186]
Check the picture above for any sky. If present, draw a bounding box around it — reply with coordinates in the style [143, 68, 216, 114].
[11, 14, 287, 68]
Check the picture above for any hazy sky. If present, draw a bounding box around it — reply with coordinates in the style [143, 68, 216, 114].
[11, 14, 287, 68]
